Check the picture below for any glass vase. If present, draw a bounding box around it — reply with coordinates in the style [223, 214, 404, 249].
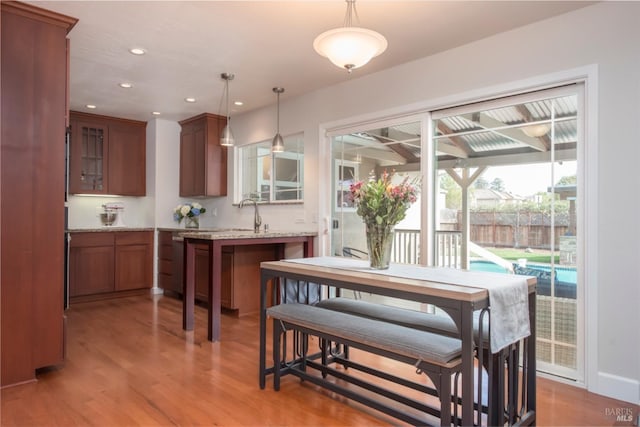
[185, 216, 200, 229]
[365, 224, 394, 270]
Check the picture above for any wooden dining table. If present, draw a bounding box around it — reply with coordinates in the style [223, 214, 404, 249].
[259, 257, 537, 426]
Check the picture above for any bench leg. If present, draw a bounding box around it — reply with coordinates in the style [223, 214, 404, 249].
[320, 338, 328, 378]
[300, 332, 308, 375]
[439, 370, 452, 427]
[273, 318, 282, 391]
[507, 343, 520, 424]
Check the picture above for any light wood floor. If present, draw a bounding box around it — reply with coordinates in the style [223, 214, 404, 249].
[1, 294, 637, 426]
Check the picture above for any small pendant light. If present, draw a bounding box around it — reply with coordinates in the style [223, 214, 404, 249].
[271, 87, 285, 153]
[220, 73, 235, 147]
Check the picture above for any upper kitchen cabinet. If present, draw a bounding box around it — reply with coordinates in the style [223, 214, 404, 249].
[1, 1, 77, 387]
[179, 113, 227, 197]
[69, 111, 146, 196]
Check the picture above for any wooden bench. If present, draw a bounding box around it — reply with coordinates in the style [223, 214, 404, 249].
[267, 303, 463, 426]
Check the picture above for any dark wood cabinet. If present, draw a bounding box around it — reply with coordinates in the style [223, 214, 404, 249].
[69, 111, 146, 196]
[115, 232, 153, 291]
[159, 231, 210, 303]
[195, 245, 210, 301]
[220, 248, 234, 308]
[69, 231, 153, 302]
[223, 245, 279, 314]
[179, 113, 227, 197]
[109, 121, 146, 196]
[69, 233, 115, 296]
[1, 1, 77, 387]
[158, 231, 176, 293]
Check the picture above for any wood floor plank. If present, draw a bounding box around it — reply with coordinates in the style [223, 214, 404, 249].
[1, 294, 637, 426]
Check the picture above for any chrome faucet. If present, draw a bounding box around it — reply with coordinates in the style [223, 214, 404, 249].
[238, 198, 262, 233]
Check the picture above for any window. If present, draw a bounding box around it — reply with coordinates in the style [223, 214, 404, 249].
[335, 159, 358, 210]
[237, 132, 304, 202]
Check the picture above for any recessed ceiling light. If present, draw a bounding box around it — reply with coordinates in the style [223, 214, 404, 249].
[129, 48, 145, 55]
[184, 97, 196, 103]
[119, 82, 133, 88]
[86, 104, 97, 109]
[151, 111, 161, 116]
[234, 101, 244, 106]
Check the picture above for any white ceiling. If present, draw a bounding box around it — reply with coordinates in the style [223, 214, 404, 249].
[28, 1, 592, 123]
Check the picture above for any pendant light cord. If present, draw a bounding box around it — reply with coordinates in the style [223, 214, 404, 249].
[343, 0, 359, 27]
[225, 79, 230, 122]
[276, 91, 280, 133]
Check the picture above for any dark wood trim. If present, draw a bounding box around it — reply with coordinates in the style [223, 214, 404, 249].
[1, 1, 77, 32]
[70, 110, 147, 127]
[178, 112, 224, 126]
[69, 289, 149, 305]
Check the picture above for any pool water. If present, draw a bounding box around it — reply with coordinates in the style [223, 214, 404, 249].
[470, 259, 577, 298]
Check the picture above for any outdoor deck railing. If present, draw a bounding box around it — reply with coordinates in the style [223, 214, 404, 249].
[391, 229, 463, 267]
[391, 229, 421, 264]
[434, 230, 462, 267]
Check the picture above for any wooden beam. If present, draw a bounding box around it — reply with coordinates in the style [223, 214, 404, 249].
[438, 148, 577, 170]
[460, 113, 548, 152]
[436, 122, 471, 158]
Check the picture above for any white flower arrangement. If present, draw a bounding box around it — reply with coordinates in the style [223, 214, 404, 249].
[173, 202, 206, 223]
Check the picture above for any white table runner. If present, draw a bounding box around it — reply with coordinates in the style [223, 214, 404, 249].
[285, 256, 531, 353]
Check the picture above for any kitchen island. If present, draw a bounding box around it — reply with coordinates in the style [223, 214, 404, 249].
[179, 229, 316, 341]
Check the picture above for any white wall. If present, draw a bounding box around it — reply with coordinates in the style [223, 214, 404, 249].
[227, 2, 640, 404]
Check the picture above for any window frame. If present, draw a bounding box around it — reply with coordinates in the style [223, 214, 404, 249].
[235, 132, 304, 204]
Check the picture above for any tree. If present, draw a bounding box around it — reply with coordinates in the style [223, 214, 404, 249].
[556, 174, 577, 186]
[490, 177, 505, 192]
[475, 176, 489, 189]
[439, 173, 462, 209]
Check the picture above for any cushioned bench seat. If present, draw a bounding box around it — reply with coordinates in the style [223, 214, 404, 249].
[316, 297, 490, 344]
[268, 303, 462, 367]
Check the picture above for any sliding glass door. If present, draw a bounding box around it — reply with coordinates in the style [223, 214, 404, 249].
[326, 84, 584, 382]
[431, 85, 583, 381]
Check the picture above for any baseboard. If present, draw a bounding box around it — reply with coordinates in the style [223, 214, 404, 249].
[595, 371, 640, 405]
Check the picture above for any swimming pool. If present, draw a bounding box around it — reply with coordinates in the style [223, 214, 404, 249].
[470, 259, 577, 299]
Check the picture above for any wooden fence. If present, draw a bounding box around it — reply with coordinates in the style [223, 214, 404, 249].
[441, 211, 571, 250]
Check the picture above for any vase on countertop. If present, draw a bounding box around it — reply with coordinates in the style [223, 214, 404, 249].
[185, 216, 200, 229]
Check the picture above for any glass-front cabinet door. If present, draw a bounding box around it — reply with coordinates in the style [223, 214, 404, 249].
[69, 119, 108, 194]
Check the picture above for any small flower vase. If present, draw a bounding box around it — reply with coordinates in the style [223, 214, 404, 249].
[185, 215, 200, 229]
[365, 223, 394, 270]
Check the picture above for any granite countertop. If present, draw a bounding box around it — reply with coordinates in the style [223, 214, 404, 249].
[67, 227, 155, 233]
[157, 227, 230, 232]
[66, 227, 317, 240]
[174, 229, 317, 241]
